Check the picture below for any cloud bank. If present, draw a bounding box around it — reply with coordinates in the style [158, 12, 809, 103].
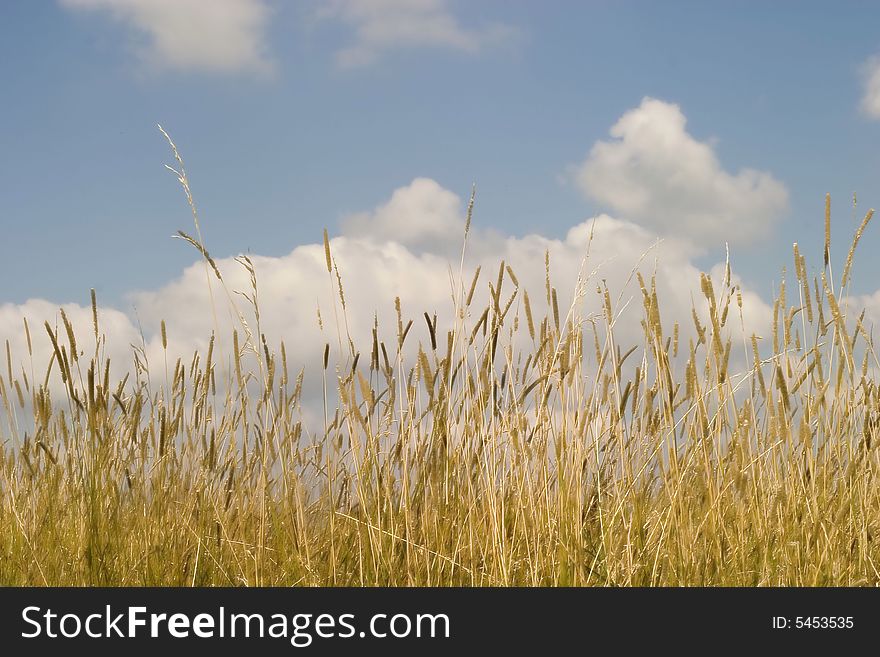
[0, 177, 771, 427]
[1, 99, 792, 426]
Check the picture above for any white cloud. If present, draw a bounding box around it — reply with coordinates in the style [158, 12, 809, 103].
[60, 0, 273, 75]
[860, 56, 880, 119]
[341, 177, 467, 254]
[317, 0, 518, 68]
[0, 298, 143, 407]
[571, 97, 789, 248]
[846, 289, 880, 339]
[0, 178, 772, 429]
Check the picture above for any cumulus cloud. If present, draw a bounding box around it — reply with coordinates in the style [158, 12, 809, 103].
[860, 56, 880, 119]
[571, 97, 789, 248]
[0, 298, 143, 406]
[316, 0, 518, 68]
[0, 177, 774, 429]
[341, 177, 467, 254]
[59, 0, 273, 75]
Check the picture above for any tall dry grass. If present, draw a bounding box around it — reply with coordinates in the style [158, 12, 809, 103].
[1, 139, 880, 586]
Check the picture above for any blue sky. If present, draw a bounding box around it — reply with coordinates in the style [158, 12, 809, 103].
[4, 0, 880, 369]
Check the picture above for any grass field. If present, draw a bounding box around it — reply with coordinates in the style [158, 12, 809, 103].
[2, 139, 880, 586]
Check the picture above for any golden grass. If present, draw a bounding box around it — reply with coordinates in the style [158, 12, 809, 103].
[2, 140, 880, 586]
